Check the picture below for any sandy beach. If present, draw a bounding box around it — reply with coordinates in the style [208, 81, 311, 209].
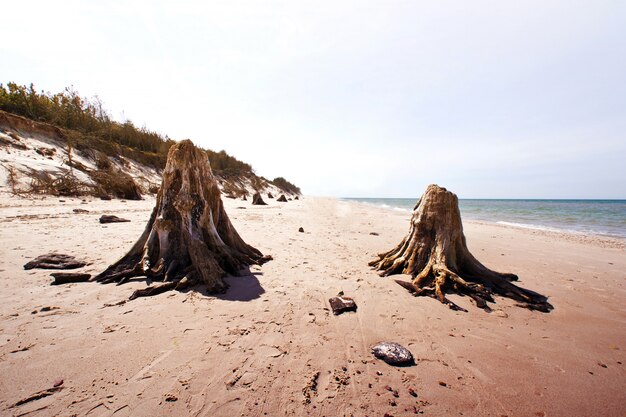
[0, 193, 624, 417]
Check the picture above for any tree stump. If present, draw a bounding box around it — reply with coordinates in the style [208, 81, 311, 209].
[94, 140, 270, 299]
[252, 192, 267, 205]
[369, 184, 553, 312]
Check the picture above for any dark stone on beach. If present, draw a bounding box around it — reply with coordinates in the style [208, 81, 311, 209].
[73, 208, 89, 214]
[277, 194, 288, 202]
[329, 296, 357, 315]
[51, 272, 92, 285]
[371, 342, 415, 366]
[24, 253, 88, 270]
[99, 215, 130, 224]
[298, 227, 304, 233]
[252, 192, 267, 205]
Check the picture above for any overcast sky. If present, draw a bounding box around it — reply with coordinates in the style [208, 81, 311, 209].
[2, 1, 625, 198]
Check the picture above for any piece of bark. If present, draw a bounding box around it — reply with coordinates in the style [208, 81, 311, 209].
[99, 215, 130, 224]
[252, 192, 267, 205]
[277, 194, 288, 202]
[24, 253, 88, 270]
[371, 342, 415, 366]
[51, 272, 92, 285]
[329, 296, 357, 315]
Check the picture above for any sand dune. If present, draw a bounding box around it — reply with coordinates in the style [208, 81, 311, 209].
[0, 193, 624, 416]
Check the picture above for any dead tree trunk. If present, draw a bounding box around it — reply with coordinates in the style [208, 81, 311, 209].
[369, 184, 552, 312]
[94, 140, 270, 299]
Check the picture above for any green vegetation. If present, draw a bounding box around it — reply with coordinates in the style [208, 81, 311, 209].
[271, 177, 301, 195]
[0, 82, 300, 194]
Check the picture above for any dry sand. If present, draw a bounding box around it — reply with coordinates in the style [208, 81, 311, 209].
[0, 193, 624, 417]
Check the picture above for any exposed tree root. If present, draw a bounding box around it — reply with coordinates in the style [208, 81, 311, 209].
[371, 185, 553, 313]
[94, 140, 270, 300]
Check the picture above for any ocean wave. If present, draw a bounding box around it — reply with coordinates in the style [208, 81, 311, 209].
[494, 220, 621, 238]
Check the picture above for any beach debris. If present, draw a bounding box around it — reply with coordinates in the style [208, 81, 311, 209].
[50, 272, 91, 285]
[94, 140, 271, 300]
[369, 232, 379, 236]
[72, 208, 89, 214]
[277, 194, 288, 202]
[298, 227, 304, 233]
[24, 253, 88, 270]
[371, 342, 415, 366]
[164, 393, 178, 402]
[99, 214, 130, 223]
[370, 184, 553, 313]
[329, 296, 357, 315]
[302, 371, 320, 404]
[12, 386, 63, 408]
[267, 192, 274, 199]
[252, 192, 267, 205]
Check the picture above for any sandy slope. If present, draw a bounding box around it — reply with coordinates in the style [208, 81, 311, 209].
[0, 193, 624, 417]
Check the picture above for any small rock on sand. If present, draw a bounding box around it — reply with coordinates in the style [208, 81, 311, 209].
[371, 342, 415, 366]
[329, 296, 357, 315]
[99, 215, 130, 224]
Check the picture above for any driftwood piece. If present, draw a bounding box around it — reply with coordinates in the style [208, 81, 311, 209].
[99, 215, 131, 224]
[370, 184, 553, 312]
[24, 253, 87, 270]
[371, 342, 415, 366]
[94, 140, 270, 299]
[329, 296, 357, 315]
[50, 272, 92, 285]
[277, 194, 288, 202]
[252, 192, 267, 205]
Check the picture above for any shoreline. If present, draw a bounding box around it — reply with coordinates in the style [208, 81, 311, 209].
[341, 198, 626, 250]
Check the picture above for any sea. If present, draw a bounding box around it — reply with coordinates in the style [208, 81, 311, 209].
[342, 198, 626, 240]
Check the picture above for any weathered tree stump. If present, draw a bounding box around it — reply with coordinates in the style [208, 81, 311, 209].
[252, 192, 267, 205]
[94, 140, 270, 299]
[277, 194, 288, 202]
[370, 184, 553, 312]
